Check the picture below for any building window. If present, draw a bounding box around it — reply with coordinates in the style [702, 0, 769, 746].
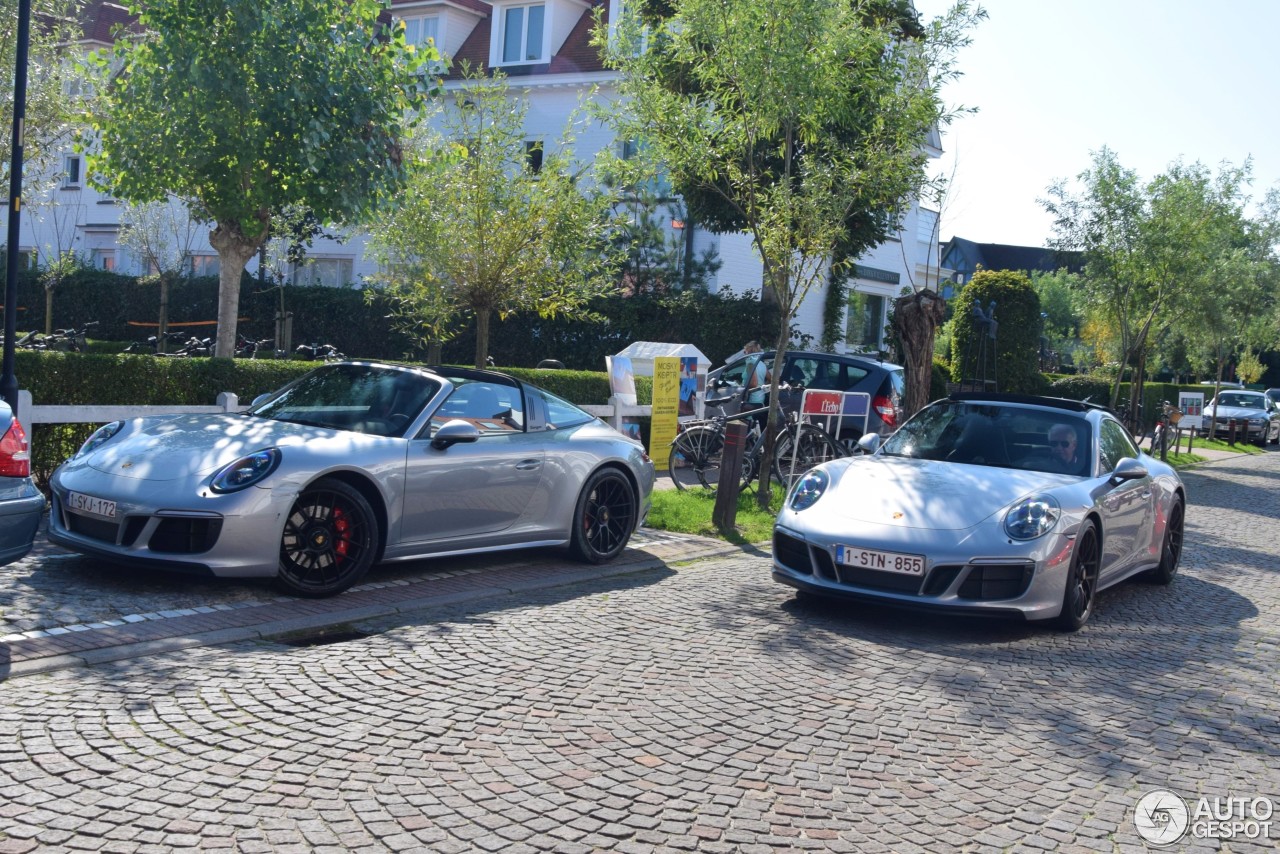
[91, 249, 116, 271]
[402, 14, 439, 48]
[845, 291, 886, 350]
[63, 155, 82, 188]
[501, 3, 545, 63]
[290, 257, 355, 287]
[185, 254, 221, 277]
[524, 141, 543, 174]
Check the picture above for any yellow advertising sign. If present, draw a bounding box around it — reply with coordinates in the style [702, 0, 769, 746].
[650, 356, 681, 471]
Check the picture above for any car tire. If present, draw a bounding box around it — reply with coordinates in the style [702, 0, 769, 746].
[569, 468, 637, 564]
[1145, 498, 1184, 585]
[276, 478, 378, 597]
[1054, 519, 1100, 632]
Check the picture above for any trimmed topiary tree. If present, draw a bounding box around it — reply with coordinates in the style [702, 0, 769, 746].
[949, 269, 1043, 395]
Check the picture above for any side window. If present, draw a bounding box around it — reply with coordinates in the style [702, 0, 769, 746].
[1097, 419, 1138, 474]
[529, 387, 593, 431]
[783, 358, 817, 387]
[843, 363, 870, 390]
[428, 382, 525, 437]
[718, 361, 750, 388]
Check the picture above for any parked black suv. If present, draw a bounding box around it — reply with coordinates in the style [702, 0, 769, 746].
[706, 349, 905, 445]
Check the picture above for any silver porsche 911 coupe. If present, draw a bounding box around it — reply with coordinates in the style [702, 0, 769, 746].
[49, 362, 655, 596]
[772, 393, 1186, 630]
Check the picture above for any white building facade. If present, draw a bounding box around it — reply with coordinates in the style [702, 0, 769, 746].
[5, 0, 945, 355]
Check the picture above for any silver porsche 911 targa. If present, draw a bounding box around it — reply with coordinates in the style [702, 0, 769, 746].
[49, 362, 655, 596]
[773, 393, 1185, 630]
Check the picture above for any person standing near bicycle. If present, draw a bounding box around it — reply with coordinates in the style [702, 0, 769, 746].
[742, 340, 771, 427]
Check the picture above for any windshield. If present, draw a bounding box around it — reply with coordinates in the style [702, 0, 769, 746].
[251, 364, 440, 437]
[881, 400, 1093, 476]
[1216, 393, 1264, 409]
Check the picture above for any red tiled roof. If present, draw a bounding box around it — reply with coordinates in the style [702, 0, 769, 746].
[77, 1, 139, 44]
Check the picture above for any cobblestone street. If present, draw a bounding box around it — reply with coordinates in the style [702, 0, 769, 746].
[1, 453, 1278, 852]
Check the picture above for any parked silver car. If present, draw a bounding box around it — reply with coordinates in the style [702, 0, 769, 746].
[48, 362, 655, 596]
[1200, 390, 1280, 446]
[0, 399, 44, 567]
[773, 393, 1185, 630]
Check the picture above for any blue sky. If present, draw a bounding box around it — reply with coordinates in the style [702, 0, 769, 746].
[913, 0, 1280, 248]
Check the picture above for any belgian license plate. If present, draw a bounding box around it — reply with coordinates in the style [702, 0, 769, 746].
[836, 545, 924, 576]
[68, 491, 117, 519]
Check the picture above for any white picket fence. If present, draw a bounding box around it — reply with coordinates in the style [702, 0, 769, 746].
[15, 389, 652, 437]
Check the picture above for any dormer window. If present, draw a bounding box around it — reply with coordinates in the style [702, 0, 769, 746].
[403, 14, 439, 49]
[500, 3, 546, 63]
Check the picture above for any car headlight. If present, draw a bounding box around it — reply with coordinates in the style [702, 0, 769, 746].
[789, 469, 829, 511]
[76, 421, 124, 458]
[1003, 494, 1060, 540]
[210, 448, 282, 493]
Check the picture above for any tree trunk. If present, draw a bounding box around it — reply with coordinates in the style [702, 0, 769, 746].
[158, 273, 171, 354]
[209, 215, 269, 358]
[474, 308, 491, 369]
[427, 341, 442, 365]
[893, 289, 947, 418]
[44, 286, 54, 335]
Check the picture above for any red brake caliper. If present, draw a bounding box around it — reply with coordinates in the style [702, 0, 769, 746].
[333, 507, 350, 563]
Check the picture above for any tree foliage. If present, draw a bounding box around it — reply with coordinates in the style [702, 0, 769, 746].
[601, 0, 981, 503]
[88, 0, 431, 357]
[367, 70, 622, 368]
[2, 0, 87, 191]
[1043, 150, 1268, 408]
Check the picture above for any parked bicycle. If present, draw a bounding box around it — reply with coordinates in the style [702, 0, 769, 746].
[235, 335, 283, 359]
[124, 330, 189, 354]
[295, 342, 344, 362]
[668, 385, 842, 494]
[1148, 400, 1182, 457]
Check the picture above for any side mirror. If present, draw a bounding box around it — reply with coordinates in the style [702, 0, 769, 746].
[430, 419, 481, 450]
[1109, 457, 1148, 483]
[856, 433, 881, 454]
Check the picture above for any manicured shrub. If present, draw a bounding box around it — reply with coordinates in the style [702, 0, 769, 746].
[949, 269, 1043, 395]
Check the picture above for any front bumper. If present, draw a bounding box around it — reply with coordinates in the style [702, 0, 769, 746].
[771, 522, 1075, 622]
[47, 472, 289, 578]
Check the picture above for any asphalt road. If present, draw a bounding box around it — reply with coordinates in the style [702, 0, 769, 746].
[0, 453, 1277, 852]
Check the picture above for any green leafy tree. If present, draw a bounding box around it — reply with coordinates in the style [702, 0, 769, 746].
[367, 70, 623, 369]
[602, 0, 981, 504]
[88, 0, 431, 357]
[1043, 150, 1256, 410]
[2, 0, 87, 192]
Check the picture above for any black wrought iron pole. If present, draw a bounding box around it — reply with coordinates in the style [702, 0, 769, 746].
[2, 0, 35, 413]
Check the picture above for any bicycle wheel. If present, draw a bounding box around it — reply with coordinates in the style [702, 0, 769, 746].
[773, 424, 843, 489]
[668, 426, 725, 492]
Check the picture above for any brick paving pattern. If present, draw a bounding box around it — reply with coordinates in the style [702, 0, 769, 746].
[0, 454, 1277, 852]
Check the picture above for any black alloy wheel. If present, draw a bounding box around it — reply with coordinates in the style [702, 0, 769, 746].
[1147, 498, 1184, 585]
[1055, 519, 1100, 631]
[277, 478, 378, 597]
[569, 468, 637, 564]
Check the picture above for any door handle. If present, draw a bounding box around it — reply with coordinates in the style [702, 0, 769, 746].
[515, 459, 542, 471]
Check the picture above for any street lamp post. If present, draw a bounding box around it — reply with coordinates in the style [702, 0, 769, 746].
[3, 0, 35, 414]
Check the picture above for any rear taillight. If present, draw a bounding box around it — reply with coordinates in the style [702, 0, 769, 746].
[0, 419, 31, 478]
[873, 394, 898, 429]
